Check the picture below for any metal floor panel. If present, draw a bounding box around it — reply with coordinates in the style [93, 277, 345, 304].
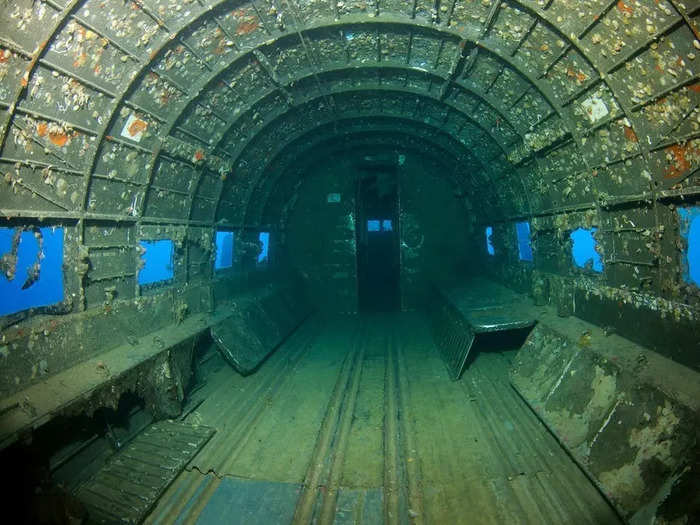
[75, 420, 215, 524]
[146, 313, 621, 525]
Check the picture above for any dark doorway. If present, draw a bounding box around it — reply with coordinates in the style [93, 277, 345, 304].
[356, 162, 400, 312]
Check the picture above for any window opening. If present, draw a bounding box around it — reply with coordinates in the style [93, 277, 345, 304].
[570, 228, 603, 273]
[138, 239, 174, 285]
[258, 232, 270, 264]
[215, 231, 234, 270]
[679, 206, 700, 287]
[516, 221, 533, 261]
[382, 220, 393, 232]
[0, 226, 64, 316]
[485, 226, 495, 255]
[367, 220, 381, 232]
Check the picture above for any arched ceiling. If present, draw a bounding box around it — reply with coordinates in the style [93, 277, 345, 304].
[1, 0, 699, 228]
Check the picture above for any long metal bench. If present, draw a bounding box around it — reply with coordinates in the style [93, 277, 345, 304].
[429, 279, 537, 380]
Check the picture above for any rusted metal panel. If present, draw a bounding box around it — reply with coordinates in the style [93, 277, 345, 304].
[74, 419, 215, 524]
[510, 321, 699, 522]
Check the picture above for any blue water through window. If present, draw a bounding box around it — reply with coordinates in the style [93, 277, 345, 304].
[0, 227, 64, 316]
[679, 207, 700, 286]
[570, 228, 603, 272]
[485, 226, 495, 255]
[215, 231, 234, 270]
[516, 221, 533, 261]
[367, 220, 381, 232]
[382, 220, 393, 232]
[138, 239, 174, 285]
[258, 232, 270, 264]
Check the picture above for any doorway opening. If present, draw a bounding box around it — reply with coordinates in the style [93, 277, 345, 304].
[356, 162, 400, 312]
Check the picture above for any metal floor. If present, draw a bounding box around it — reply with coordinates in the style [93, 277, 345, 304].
[145, 313, 621, 525]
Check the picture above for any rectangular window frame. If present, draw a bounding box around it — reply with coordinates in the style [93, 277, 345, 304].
[570, 227, 603, 274]
[257, 231, 270, 266]
[0, 225, 66, 317]
[485, 226, 495, 256]
[214, 230, 235, 271]
[137, 239, 175, 287]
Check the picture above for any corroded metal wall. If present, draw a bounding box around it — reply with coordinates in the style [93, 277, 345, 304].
[0, 0, 699, 427]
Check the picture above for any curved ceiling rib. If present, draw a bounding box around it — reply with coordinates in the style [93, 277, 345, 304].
[214, 89, 526, 223]
[255, 132, 486, 227]
[247, 126, 479, 222]
[0, 0, 698, 229]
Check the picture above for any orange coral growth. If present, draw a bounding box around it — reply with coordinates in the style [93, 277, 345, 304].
[73, 52, 87, 68]
[0, 49, 10, 63]
[36, 122, 48, 137]
[20, 72, 29, 87]
[192, 150, 205, 162]
[616, 1, 633, 15]
[48, 130, 69, 147]
[576, 71, 587, 83]
[664, 143, 698, 179]
[235, 20, 259, 35]
[623, 125, 638, 142]
[128, 118, 148, 137]
[688, 83, 700, 93]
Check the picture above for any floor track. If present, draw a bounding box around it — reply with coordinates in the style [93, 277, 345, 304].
[146, 312, 621, 525]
